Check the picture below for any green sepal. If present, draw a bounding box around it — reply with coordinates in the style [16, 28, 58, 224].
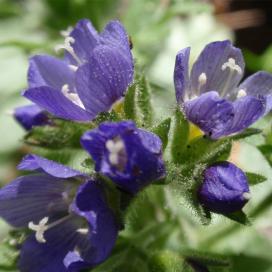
[231, 128, 262, 140]
[223, 210, 251, 226]
[151, 118, 171, 151]
[245, 172, 267, 186]
[94, 111, 121, 124]
[258, 144, 272, 167]
[180, 136, 232, 167]
[182, 249, 231, 270]
[148, 251, 184, 272]
[166, 163, 211, 225]
[24, 119, 92, 149]
[124, 74, 153, 128]
[167, 109, 189, 164]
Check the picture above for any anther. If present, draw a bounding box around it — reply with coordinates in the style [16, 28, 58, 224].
[77, 228, 89, 235]
[237, 89, 247, 98]
[198, 73, 207, 86]
[221, 58, 242, 75]
[60, 26, 73, 37]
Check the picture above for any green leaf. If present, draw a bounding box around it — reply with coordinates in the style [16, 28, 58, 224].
[223, 210, 251, 226]
[151, 118, 171, 151]
[167, 109, 189, 164]
[245, 172, 267, 186]
[124, 75, 153, 128]
[230, 254, 272, 272]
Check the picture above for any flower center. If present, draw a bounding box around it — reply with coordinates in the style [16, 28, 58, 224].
[61, 84, 85, 109]
[106, 137, 127, 171]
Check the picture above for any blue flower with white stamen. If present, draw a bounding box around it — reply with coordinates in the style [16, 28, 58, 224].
[0, 154, 118, 272]
[174, 40, 272, 139]
[23, 19, 134, 122]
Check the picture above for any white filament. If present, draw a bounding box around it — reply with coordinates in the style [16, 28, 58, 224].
[61, 84, 85, 109]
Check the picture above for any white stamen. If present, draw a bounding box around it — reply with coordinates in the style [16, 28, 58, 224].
[60, 26, 73, 37]
[77, 228, 89, 235]
[55, 36, 81, 65]
[237, 89, 247, 98]
[221, 58, 242, 75]
[198, 73, 207, 86]
[61, 84, 85, 109]
[28, 215, 72, 244]
[68, 65, 78, 72]
[243, 192, 251, 200]
[28, 217, 49, 243]
[106, 139, 125, 166]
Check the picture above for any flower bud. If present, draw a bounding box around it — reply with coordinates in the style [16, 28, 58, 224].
[14, 104, 49, 130]
[198, 162, 250, 214]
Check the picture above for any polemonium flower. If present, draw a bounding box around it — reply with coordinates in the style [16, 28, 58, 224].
[198, 162, 250, 214]
[0, 154, 118, 272]
[81, 121, 166, 194]
[13, 104, 49, 130]
[23, 19, 134, 121]
[174, 40, 272, 139]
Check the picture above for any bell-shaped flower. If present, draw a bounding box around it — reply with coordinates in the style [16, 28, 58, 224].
[198, 161, 250, 214]
[23, 19, 134, 122]
[81, 121, 166, 194]
[0, 154, 118, 272]
[174, 40, 272, 139]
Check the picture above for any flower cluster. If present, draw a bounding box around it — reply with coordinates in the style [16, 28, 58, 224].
[3, 18, 272, 271]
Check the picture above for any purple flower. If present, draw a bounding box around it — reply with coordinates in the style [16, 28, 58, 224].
[14, 104, 49, 130]
[81, 121, 166, 194]
[174, 40, 272, 139]
[0, 154, 118, 272]
[23, 19, 134, 122]
[198, 162, 250, 214]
